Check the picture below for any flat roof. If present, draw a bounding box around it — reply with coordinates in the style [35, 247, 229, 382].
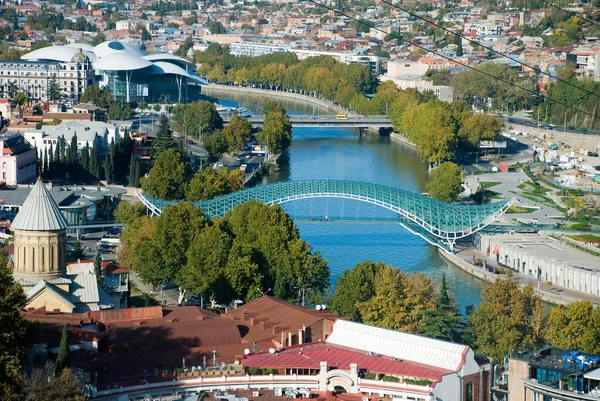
[0, 185, 126, 208]
[482, 233, 600, 273]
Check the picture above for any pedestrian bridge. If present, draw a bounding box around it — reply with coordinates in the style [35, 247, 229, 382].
[222, 115, 393, 129]
[138, 180, 515, 249]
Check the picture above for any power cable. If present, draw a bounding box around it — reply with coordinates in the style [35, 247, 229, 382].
[307, 0, 599, 121]
[539, 0, 600, 31]
[379, 0, 600, 102]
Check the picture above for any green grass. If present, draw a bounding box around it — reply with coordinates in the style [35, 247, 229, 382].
[473, 170, 497, 175]
[480, 181, 501, 189]
[505, 205, 538, 214]
[568, 234, 600, 244]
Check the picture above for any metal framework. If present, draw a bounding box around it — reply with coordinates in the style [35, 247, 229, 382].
[138, 180, 515, 248]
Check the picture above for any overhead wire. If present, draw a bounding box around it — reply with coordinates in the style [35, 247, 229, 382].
[307, 0, 599, 121]
[539, 0, 600, 31]
[378, 0, 600, 101]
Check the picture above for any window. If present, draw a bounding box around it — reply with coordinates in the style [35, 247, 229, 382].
[120, 274, 127, 286]
[31, 248, 35, 271]
[41, 247, 45, 271]
[2, 162, 6, 168]
[23, 246, 26, 268]
[2, 172, 5, 180]
[465, 383, 473, 401]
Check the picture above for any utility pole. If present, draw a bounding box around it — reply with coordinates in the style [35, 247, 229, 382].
[564, 109, 567, 132]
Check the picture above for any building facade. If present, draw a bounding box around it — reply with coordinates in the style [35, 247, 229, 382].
[0, 133, 36, 185]
[0, 51, 95, 102]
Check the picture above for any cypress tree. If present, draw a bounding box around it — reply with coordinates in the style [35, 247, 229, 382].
[55, 324, 71, 374]
[81, 142, 90, 171]
[127, 154, 136, 186]
[108, 139, 116, 183]
[94, 249, 105, 289]
[43, 148, 48, 174]
[60, 135, 67, 164]
[48, 143, 54, 176]
[133, 161, 141, 187]
[53, 141, 60, 172]
[90, 135, 100, 179]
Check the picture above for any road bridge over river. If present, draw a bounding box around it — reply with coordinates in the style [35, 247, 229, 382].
[222, 114, 394, 129]
[138, 180, 514, 251]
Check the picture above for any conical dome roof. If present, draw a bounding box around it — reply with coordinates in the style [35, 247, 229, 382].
[11, 180, 69, 231]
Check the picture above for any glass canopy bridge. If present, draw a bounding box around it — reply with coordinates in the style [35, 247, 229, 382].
[138, 180, 515, 251]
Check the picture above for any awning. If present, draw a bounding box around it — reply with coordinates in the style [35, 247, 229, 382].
[584, 368, 600, 380]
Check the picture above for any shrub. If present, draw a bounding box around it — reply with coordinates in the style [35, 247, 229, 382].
[504, 269, 512, 276]
[546, 281, 552, 286]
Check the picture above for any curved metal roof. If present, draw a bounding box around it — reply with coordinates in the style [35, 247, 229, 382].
[148, 61, 195, 79]
[143, 53, 195, 69]
[93, 52, 153, 71]
[65, 43, 95, 52]
[138, 179, 514, 242]
[93, 40, 147, 59]
[12, 180, 69, 231]
[22, 45, 96, 63]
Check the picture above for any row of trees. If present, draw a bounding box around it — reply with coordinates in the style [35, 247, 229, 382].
[367, 81, 504, 165]
[329, 261, 600, 363]
[79, 85, 134, 120]
[118, 200, 329, 305]
[39, 131, 135, 185]
[196, 44, 376, 103]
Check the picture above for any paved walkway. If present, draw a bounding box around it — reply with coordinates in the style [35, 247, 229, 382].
[129, 271, 179, 306]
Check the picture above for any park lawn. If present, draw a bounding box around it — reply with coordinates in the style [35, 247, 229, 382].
[129, 282, 159, 308]
[505, 205, 538, 214]
[480, 181, 502, 189]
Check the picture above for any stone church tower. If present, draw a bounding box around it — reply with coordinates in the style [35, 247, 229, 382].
[11, 180, 69, 282]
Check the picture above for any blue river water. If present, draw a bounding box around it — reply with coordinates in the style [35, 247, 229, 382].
[216, 92, 485, 309]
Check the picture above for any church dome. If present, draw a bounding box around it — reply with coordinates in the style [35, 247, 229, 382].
[71, 48, 89, 63]
[11, 180, 69, 231]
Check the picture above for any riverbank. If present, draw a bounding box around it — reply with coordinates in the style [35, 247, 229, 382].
[389, 132, 417, 148]
[204, 84, 349, 115]
[438, 246, 600, 306]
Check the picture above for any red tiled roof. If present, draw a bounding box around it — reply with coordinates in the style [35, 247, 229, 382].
[222, 296, 338, 344]
[102, 261, 129, 274]
[242, 342, 449, 382]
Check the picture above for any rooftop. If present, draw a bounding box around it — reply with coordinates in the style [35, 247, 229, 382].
[11, 180, 70, 231]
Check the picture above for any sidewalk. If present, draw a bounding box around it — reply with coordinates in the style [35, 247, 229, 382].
[129, 271, 178, 306]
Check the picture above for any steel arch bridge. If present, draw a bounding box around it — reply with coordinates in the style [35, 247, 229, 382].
[138, 180, 515, 249]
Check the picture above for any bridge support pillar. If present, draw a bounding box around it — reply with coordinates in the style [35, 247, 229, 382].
[446, 239, 456, 252]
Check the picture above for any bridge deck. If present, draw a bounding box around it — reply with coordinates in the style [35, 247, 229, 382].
[222, 115, 393, 128]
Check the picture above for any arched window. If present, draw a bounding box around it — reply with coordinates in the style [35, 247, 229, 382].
[1, 162, 6, 168]
[23, 246, 27, 269]
[31, 248, 35, 271]
[41, 247, 45, 271]
[50, 246, 55, 271]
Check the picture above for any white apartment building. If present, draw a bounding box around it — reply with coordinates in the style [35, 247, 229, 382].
[0, 53, 95, 102]
[464, 20, 503, 36]
[227, 42, 381, 73]
[19, 121, 119, 158]
[381, 75, 454, 102]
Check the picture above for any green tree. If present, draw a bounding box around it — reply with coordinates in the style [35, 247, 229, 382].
[203, 131, 228, 161]
[141, 26, 152, 41]
[458, 114, 504, 148]
[221, 115, 252, 152]
[331, 260, 383, 322]
[14, 93, 28, 106]
[256, 111, 292, 154]
[151, 114, 177, 162]
[358, 265, 436, 333]
[69, 241, 86, 261]
[469, 279, 545, 363]
[426, 162, 465, 203]
[49, 369, 84, 401]
[89, 135, 101, 179]
[94, 249, 104, 289]
[182, 101, 224, 141]
[142, 149, 187, 200]
[546, 301, 600, 353]
[114, 201, 147, 226]
[456, 39, 463, 57]
[55, 324, 70, 373]
[47, 76, 61, 102]
[186, 167, 244, 201]
[0, 254, 37, 400]
[420, 274, 468, 343]
[91, 32, 106, 46]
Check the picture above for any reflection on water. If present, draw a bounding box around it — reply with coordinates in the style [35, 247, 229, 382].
[212, 90, 485, 310]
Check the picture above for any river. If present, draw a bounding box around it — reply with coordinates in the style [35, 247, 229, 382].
[212, 89, 485, 310]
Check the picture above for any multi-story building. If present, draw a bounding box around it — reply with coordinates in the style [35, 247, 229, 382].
[0, 133, 36, 185]
[228, 42, 292, 57]
[0, 50, 95, 102]
[505, 348, 600, 400]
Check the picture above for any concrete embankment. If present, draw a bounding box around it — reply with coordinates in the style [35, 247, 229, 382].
[203, 84, 348, 115]
[389, 132, 417, 148]
[438, 248, 582, 306]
